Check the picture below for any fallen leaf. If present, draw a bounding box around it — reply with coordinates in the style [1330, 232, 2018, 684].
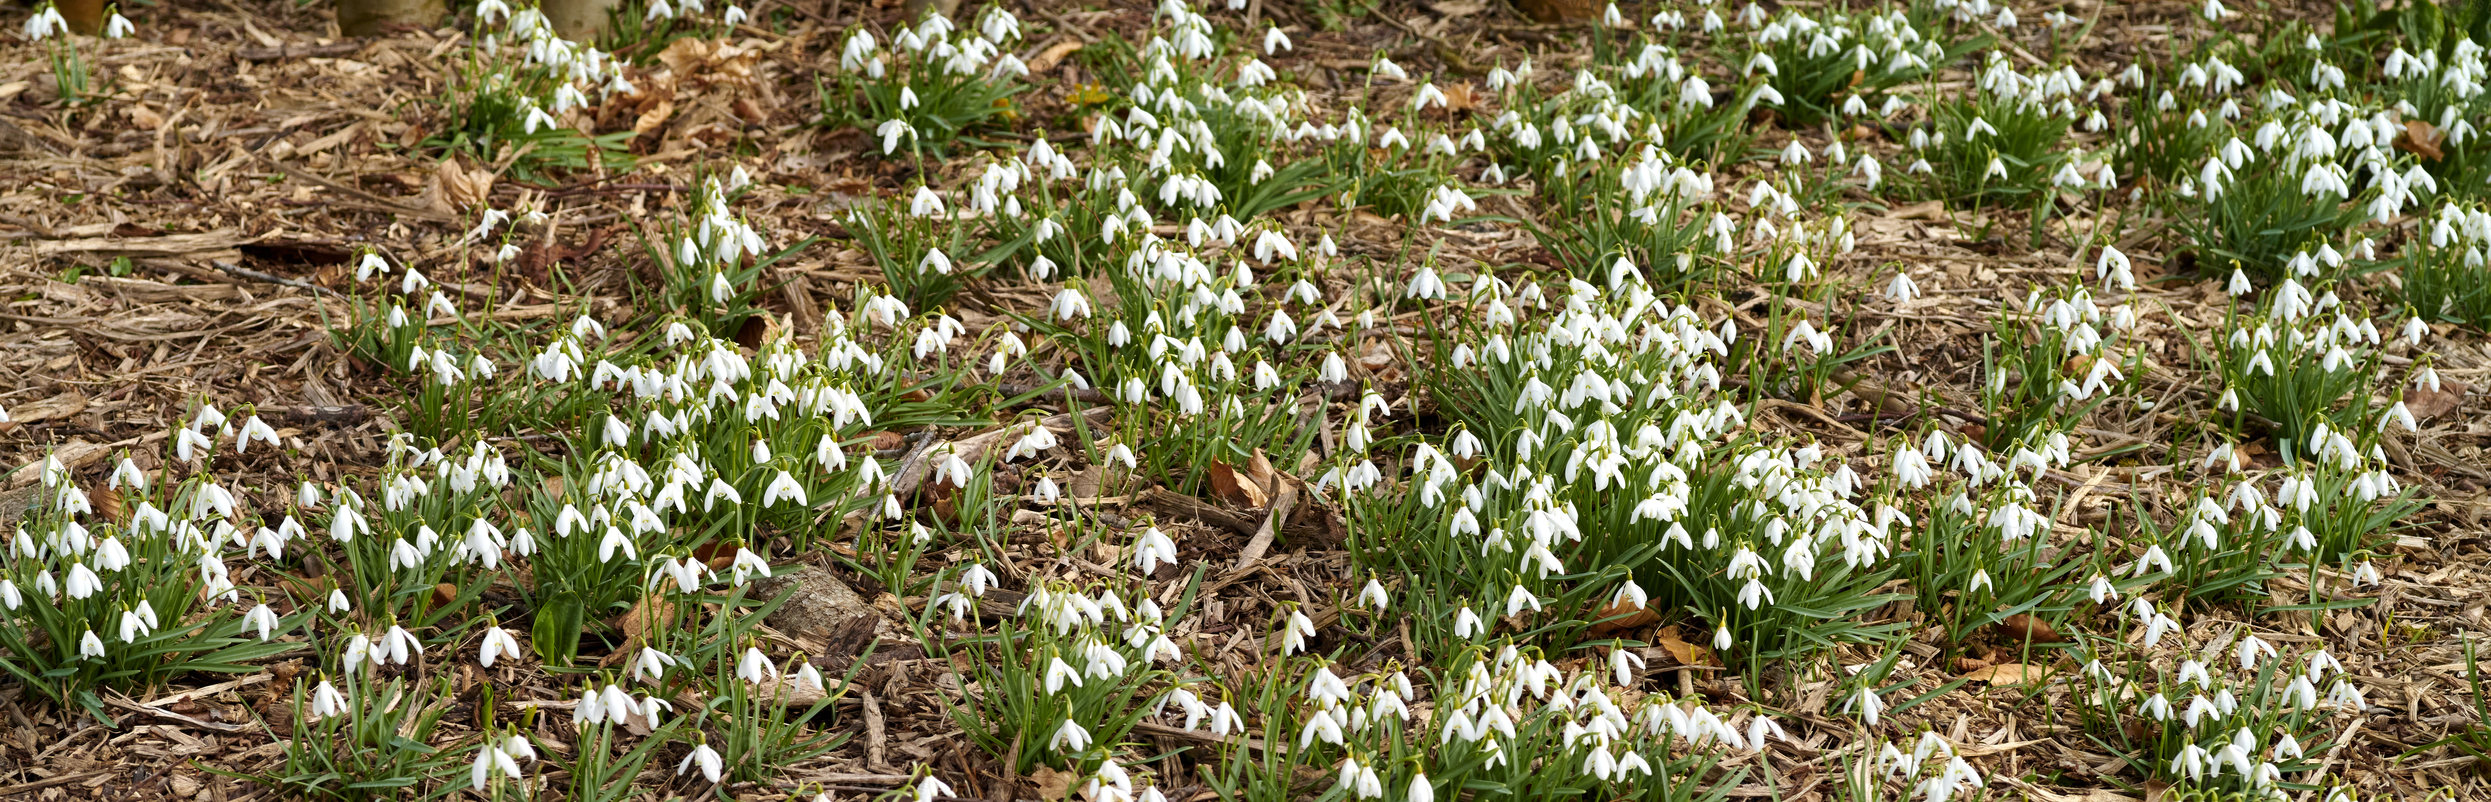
[2397, 119, 2445, 161]
[691, 540, 737, 571]
[1961, 662, 2043, 685]
[1651, 625, 1719, 667]
[1247, 449, 1277, 497]
[1431, 1, 1488, 16]
[1207, 462, 1269, 508]
[2408, 378, 2469, 422]
[1438, 81, 1481, 115]
[431, 159, 493, 212]
[1991, 613, 2066, 644]
[1587, 595, 1660, 637]
[1028, 40, 1086, 74]
[7, 440, 111, 487]
[632, 97, 677, 137]
[618, 593, 676, 648]
[1030, 766, 1079, 800]
[89, 486, 124, 524]
[733, 313, 776, 352]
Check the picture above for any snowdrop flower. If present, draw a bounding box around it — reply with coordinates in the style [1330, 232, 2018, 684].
[23, 5, 66, 39]
[1504, 584, 1543, 617]
[1845, 686, 1884, 726]
[102, 11, 133, 39]
[634, 647, 679, 682]
[762, 470, 807, 507]
[737, 646, 778, 684]
[1134, 527, 1177, 575]
[311, 678, 347, 718]
[877, 119, 916, 154]
[380, 624, 424, 665]
[1280, 608, 1318, 655]
[1357, 578, 1390, 610]
[2096, 246, 2134, 290]
[472, 741, 523, 791]
[479, 626, 522, 667]
[1884, 271, 1920, 303]
[913, 775, 956, 802]
[677, 741, 722, 783]
[1051, 718, 1093, 753]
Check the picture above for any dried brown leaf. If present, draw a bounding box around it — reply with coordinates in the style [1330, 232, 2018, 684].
[89, 485, 124, 524]
[2398, 119, 2446, 161]
[619, 593, 675, 648]
[2408, 378, 2468, 422]
[1247, 449, 1277, 497]
[1651, 625, 1719, 667]
[1208, 462, 1268, 508]
[1587, 595, 1660, 637]
[1992, 613, 2066, 644]
[431, 159, 493, 212]
[1028, 40, 1085, 74]
[1030, 766, 1079, 800]
[1960, 662, 2043, 685]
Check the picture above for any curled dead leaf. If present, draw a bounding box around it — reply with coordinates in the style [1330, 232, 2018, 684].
[1247, 449, 1277, 497]
[1030, 766, 1079, 800]
[1587, 596, 1661, 637]
[1028, 40, 1086, 74]
[1960, 662, 2043, 685]
[2408, 378, 2468, 422]
[89, 486, 124, 524]
[618, 593, 677, 651]
[632, 97, 677, 138]
[1439, 81, 1481, 115]
[691, 540, 737, 571]
[2398, 119, 2446, 162]
[1651, 625, 1720, 668]
[1991, 613, 2067, 644]
[1208, 461, 1269, 508]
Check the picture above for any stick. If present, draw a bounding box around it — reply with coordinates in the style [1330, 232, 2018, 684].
[210, 260, 341, 298]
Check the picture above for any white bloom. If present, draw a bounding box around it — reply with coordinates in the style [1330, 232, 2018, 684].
[676, 742, 723, 783]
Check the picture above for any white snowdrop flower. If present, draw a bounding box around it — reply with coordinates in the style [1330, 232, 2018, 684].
[877, 119, 916, 154]
[1263, 25, 1291, 54]
[1352, 578, 1393, 611]
[737, 646, 778, 684]
[676, 742, 722, 784]
[1051, 718, 1094, 753]
[1884, 271, 1919, 303]
[479, 627, 522, 667]
[23, 5, 66, 39]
